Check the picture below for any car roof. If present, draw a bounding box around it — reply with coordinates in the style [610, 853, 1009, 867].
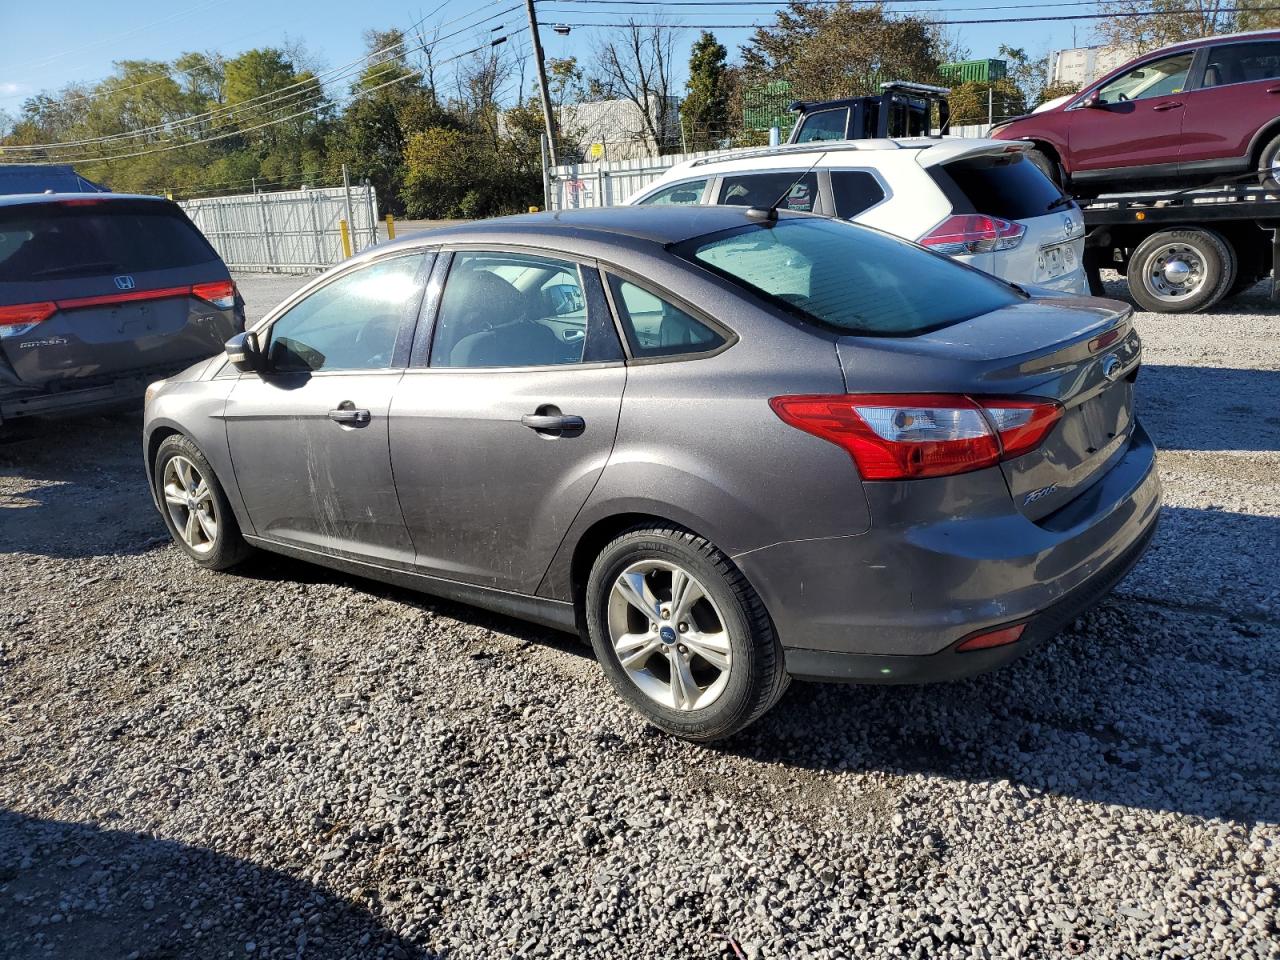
[0, 191, 171, 209]
[370, 206, 818, 253]
[1136, 27, 1280, 57]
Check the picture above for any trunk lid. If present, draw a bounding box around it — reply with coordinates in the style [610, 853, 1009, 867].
[836, 294, 1140, 520]
[0, 198, 235, 388]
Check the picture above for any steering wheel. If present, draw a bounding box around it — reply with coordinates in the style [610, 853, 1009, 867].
[1116, 93, 1130, 102]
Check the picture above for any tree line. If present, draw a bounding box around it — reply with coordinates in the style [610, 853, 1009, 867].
[3, 0, 1275, 217]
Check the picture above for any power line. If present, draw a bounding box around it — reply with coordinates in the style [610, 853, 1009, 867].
[1, 4, 522, 154]
[545, 0, 1108, 12]
[541, 5, 1280, 25]
[23, 33, 525, 167]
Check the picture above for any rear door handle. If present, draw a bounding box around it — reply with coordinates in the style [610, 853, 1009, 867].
[328, 404, 371, 425]
[521, 413, 585, 432]
[1152, 101, 1183, 111]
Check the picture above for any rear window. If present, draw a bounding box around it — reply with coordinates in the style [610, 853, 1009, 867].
[677, 217, 1019, 337]
[933, 153, 1065, 221]
[0, 201, 219, 282]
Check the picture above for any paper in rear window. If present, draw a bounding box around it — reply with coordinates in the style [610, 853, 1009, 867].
[0, 201, 219, 282]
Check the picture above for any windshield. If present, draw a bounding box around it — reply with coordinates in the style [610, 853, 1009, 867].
[676, 218, 1020, 336]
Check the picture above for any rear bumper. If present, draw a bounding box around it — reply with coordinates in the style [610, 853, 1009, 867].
[785, 511, 1158, 682]
[736, 421, 1161, 676]
[1, 370, 163, 422]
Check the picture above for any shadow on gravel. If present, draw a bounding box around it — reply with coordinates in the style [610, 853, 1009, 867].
[1139, 364, 1280, 451]
[0, 412, 166, 559]
[715, 505, 1280, 826]
[0, 809, 435, 960]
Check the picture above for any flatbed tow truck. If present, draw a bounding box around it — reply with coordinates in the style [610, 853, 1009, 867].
[1080, 178, 1280, 312]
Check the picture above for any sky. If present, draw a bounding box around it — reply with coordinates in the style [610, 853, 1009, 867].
[0, 0, 1107, 111]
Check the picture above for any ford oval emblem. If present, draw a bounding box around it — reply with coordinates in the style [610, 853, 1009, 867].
[1101, 354, 1122, 382]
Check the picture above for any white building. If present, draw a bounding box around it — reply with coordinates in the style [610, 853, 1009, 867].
[1049, 45, 1138, 87]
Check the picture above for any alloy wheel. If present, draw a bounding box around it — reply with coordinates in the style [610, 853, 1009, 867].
[606, 560, 732, 711]
[162, 455, 218, 554]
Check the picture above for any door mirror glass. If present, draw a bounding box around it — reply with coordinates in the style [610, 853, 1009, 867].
[224, 331, 261, 371]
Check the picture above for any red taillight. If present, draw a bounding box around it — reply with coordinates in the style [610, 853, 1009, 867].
[920, 214, 1025, 254]
[58, 198, 107, 206]
[769, 393, 1062, 481]
[57, 286, 192, 311]
[955, 623, 1026, 652]
[1088, 329, 1122, 353]
[0, 301, 57, 339]
[192, 279, 237, 310]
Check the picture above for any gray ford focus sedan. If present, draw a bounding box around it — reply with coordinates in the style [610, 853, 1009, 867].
[143, 206, 1160, 741]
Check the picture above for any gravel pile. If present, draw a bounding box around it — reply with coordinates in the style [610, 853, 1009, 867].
[0, 275, 1275, 959]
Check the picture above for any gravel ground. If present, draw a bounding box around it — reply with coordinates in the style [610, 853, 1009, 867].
[0, 273, 1276, 960]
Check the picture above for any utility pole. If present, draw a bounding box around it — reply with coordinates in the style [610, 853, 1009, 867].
[524, 0, 559, 167]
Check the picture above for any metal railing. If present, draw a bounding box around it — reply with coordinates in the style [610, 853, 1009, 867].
[180, 183, 379, 273]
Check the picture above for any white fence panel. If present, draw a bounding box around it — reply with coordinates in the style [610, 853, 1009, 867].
[180, 185, 379, 273]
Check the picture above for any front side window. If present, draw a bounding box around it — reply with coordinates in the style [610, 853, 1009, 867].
[1202, 41, 1280, 87]
[431, 252, 596, 368]
[718, 172, 819, 212]
[607, 276, 725, 358]
[266, 253, 426, 372]
[1095, 53, 1194, 104]
[678, 218, 1019, 337]
[638, 179, 708, 205]
[793, 109, 848, 143]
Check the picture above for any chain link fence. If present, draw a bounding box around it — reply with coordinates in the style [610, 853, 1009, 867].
[180, 183, 380, 273]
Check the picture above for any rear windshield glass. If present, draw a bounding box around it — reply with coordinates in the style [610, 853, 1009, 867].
[0, 202, 218, 282]
[677, 218, 1019, 337]
[935, 153, 1065, 221]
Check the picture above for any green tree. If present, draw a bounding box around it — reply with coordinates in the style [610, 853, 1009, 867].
[1097, 0, 1280, 53]
[947, 79, 1026, 127]
[682, 32, 730, 149]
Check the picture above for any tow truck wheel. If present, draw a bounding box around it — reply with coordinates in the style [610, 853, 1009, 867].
[1126, 228, 1236, 313]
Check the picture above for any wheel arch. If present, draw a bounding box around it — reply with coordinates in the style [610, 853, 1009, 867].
[1248, 117, 1280, 166]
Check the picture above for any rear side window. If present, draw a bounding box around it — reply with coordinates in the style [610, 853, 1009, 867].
[718, 172, 819, 212]
[678, 218, 1018, 337]
[0, 201, 219, 282]
[1202, 41, 1280, 86]
[638, 179, 707, 205]
[933, 154, 1064, 221]
[794, 109, 848, 143]
[830, 171, 886, 218]
[607, 276, 725, 358]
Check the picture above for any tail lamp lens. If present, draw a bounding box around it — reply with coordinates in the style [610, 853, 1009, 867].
[921, 214, 1025, 254]
[0, 301, 57, 339]
[769, 393, 1062, 481]
[192, 280, 237, 310]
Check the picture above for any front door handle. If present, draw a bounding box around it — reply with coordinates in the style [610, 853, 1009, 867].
[521, 413, 585, 432]
[329, 402, 371, 425]
[1152, 101, 1183, 111]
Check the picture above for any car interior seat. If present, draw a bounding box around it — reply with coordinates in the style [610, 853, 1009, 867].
[447, 270, 564, 367]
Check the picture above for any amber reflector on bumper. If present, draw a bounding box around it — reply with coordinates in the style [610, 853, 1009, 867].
[955, 623, 1026, 653]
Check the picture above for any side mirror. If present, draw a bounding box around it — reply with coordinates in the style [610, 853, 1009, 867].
[224, 331, 262, 372]
[1079, 92, 1102, 109]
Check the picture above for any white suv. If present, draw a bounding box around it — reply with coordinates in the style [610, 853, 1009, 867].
[626, 139, 1088, 294]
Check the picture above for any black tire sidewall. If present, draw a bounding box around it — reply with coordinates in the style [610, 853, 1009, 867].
[1257, 133, 1280, 185]
[585, 529, 776, 741]
[153, 435, 248, 570]
[1126, 228, 1235, 313]
[1025, 148, 1061, 188]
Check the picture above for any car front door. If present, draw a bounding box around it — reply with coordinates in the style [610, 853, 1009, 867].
[224, 250, 430, 567]
[1067, 50, 1195, 177]
[1178, 39, 1280, 170]
[389, 250, 626, 594]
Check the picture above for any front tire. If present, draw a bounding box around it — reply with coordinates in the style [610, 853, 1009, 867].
[1125, 228, 1236, 313]
[585, 525, 788, 742]
[1256, 131, 1280, 187]
[154, 434, 251, 570]
[1025, 148, 1062, 188]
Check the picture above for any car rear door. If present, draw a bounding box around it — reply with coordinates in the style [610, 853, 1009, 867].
[224, 250, 430, 567]
[1178, 39, 1280, 170]
[1067, 50, 1195, 176]
[0, 198, 237, 388]
[389, 249, 625, 594]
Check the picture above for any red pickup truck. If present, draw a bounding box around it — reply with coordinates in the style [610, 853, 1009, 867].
[990, 30, 1280, 195]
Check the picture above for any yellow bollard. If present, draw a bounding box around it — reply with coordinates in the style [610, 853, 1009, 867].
[385, 213, 396, 240]
[529, 206, 540, 213]
[339, 219, 352, 259]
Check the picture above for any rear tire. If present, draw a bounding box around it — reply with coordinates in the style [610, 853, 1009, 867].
[1125, 228, 1236, 313]
[1025, 148, 1062, 188]
[153, 434, 252, 570]
[1256, 131, 1280, 187]
[585, 525, 789, 742]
